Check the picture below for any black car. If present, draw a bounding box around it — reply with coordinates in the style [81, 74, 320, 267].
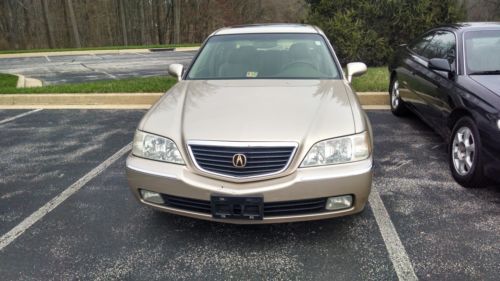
[388, 22, 500, 188]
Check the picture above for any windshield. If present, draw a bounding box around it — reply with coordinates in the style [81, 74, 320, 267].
[186, 33, 341, 80]
[465, 30, 500, 74]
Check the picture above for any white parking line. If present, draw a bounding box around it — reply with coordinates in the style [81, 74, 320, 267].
[0, 109, 43, 125]
[0, 143, 132, 251]
[369, 187, 419, 281]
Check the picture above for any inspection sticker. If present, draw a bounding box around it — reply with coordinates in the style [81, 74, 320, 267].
[246, 71, 258, 78]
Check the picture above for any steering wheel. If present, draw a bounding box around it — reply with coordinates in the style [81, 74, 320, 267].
[281, 61, 318, 71]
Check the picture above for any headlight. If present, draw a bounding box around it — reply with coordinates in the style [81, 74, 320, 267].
[300, 131, 371, 167]
[132, 130, 184, 164]
[497, 119, 500, 130]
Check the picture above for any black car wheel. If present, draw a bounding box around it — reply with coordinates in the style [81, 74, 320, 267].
[449, 116, 487, 188]
[389, 76, 408, 116]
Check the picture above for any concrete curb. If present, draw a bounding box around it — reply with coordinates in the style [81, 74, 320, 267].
[0, 92, 389, 109]
[174, 47, 200, 52]
[0, 93, 163, 108]
[357, 92, 389, 106]
[15, 75, 43, 88]
[0, 47, 200, 59]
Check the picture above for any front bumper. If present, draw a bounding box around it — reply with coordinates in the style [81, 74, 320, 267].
[126, 154, 373, 224]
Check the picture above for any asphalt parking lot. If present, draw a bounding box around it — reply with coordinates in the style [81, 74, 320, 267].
[0, 109, 498, 281]
[0, 51, 196, 85]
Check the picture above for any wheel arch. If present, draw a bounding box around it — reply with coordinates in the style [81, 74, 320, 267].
[448, 107, 474, 130]
[390, 71, 397, 84]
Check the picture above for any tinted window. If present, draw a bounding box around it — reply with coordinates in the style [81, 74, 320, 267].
[422, 31, 456, 60]
[187, 33, 341, 80]
[409, 32, 434, 56]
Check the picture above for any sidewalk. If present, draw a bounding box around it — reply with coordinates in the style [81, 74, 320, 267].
[0, 46, 200, 59]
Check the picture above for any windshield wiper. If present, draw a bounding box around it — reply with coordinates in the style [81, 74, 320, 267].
[469, 70, 500, 75]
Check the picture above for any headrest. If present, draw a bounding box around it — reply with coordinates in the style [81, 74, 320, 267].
[288, 43, 312, 60]
[227, 46, 256, 64]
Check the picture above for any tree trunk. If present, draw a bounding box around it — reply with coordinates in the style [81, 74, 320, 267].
[41, 0, 55, 48]
[66, 0, 81, 48]
[118, 0, 128, 45]
[174, 0, 181, 44]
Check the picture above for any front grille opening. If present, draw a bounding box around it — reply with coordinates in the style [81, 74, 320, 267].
[160, 194, 328, 217]
[189, 143, 296, 178]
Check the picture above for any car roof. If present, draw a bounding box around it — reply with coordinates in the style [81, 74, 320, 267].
[212, 24, 322, 36]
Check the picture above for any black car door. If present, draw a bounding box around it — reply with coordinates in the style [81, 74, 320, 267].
[413, 31, 457, 132]
[402, 32, 437, 118]
[404, 30, 457, 132]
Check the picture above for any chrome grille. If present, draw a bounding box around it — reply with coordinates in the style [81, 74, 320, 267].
[188, 141, 297, 178]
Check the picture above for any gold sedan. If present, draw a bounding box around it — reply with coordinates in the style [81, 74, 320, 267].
[126, 24, 372, 224]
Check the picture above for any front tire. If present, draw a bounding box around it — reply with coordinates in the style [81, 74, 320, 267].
[389, 76, 408, 116]
[449, 116, 487, 188]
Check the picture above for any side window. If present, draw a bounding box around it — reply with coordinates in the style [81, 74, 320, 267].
[421, 31, 456, 62]
[409, 32, 435, 57]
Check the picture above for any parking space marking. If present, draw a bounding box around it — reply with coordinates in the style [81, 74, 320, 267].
[0, 109, 43, 125]
[369, 187, 418, 281]
[0, 143, 132, 251]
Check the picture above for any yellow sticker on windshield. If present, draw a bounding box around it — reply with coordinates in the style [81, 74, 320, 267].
[246, 71, 258, 78]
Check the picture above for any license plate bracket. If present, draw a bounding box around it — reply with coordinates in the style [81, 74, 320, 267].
[211, 195, 263, 220]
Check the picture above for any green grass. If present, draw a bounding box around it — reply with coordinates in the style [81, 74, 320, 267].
[0, 66, 389, 94]
[0, 73, 19, 88]
[0, 74, 177, 94]
[0, 43, 200, 55]
[351, 66, 389, 92]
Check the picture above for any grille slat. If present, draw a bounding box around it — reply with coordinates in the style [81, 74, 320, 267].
[264, 205, 325, 215]
[264, 199, 326, 210]
[163, 195, 211, 213]
[196, 161, 287, 170]
[195, 156, 289, 164]
[199, 167, 282, 176]
[189, 143, 296, 178]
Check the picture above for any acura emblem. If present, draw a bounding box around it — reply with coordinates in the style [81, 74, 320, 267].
[232, 153, 247, 168]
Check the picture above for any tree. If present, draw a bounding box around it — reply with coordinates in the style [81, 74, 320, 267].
[306, 0, 466, 66]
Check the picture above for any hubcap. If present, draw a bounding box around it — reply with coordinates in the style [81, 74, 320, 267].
[391, 80, 400, 109]
[452, 126, 475, 176]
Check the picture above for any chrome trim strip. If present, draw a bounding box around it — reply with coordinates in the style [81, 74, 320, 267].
[187, 140, 298, 181]
[463, 31, 467, 76]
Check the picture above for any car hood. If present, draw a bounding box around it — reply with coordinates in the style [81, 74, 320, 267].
[470, 75, 500, 97]
[140, 80, 356, 146]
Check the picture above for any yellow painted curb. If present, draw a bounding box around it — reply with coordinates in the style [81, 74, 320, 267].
[357, 92, 388, 106]
[0, 93, 163, 107]
[0, 92, 389, 109]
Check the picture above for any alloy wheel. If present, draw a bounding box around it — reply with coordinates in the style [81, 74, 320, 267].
[391, 80, 400, 109]
[452, 126, 475, 176]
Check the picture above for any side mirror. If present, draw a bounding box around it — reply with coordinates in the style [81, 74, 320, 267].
[346, 62, 367, 83]
[168, 64, 184, 81]
[429, 58, 451, 73]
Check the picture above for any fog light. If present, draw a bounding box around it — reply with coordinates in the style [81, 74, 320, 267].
[325, 195, 353, 211]
[140, 189, 164, 204]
